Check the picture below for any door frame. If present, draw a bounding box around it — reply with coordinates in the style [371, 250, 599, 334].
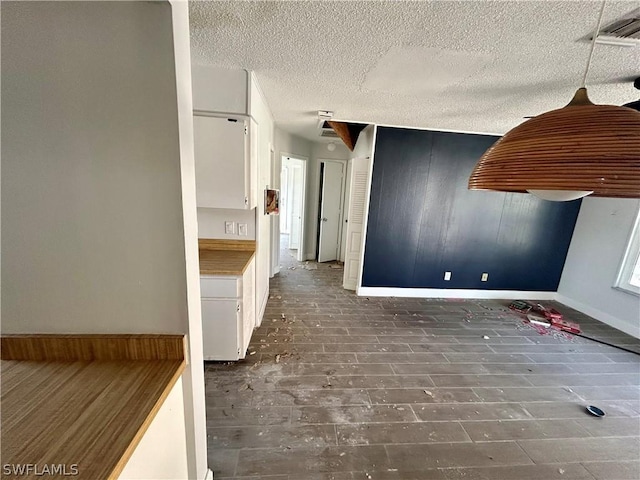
[315, 158, 348, 262]
[280, 153, 307, 262]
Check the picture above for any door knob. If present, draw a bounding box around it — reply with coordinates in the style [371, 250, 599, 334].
[321, 217, 328, 222]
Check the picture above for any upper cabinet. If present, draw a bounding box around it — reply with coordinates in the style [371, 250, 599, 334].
[191, 65, 259, 210]
[194, 114, 257, 209]
[192, 65, 248, 114]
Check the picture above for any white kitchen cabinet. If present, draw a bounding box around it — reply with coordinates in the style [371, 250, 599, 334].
[193, 114, 257, 210]
[201, 259, 255, 361]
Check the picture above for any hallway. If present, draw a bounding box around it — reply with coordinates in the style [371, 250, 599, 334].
[205, 243, 640, 479]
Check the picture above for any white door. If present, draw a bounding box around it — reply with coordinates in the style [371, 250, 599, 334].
[289, 165, 303, 250]
[343, 157, 371, 290]
[318, 161, 345, 263]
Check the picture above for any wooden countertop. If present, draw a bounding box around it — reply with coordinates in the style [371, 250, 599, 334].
[0, 335, 185, 480]
[199, 238, 256, 276]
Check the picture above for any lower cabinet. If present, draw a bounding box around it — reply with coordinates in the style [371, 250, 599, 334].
[201, 259, 255, 361]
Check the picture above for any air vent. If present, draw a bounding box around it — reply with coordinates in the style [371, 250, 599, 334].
[318, 119, 338, 138]
[597, 8, 640, 46]
[320, 130, 339, 138]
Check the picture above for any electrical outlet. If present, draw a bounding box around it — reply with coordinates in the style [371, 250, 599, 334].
[238, 223, 248, 236]
[444, 271, 452, 281]
[481, 273, 489, 282]
[224, 221, 235, 235]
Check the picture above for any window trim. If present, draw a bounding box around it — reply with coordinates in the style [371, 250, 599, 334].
[614, 208, 640, 297]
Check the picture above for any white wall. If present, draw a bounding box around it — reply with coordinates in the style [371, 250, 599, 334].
[2, 0, 188, 335]
[197, 208, 256, 240]
[305, 142, 351, 260]
[249, 73, 274, 324]
[557, 198, 640, 338]
[170, 2, 209, 477]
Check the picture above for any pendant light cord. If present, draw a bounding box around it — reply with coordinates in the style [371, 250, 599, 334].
[582, 0, 607, 88]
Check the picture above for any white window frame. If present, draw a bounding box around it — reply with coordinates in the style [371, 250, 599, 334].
[614, 208, 640, 297]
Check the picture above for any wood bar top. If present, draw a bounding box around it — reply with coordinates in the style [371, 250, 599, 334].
[1, 334, 185, 361]
[0, 335, 186, 480]
[199, 238, 256, 275]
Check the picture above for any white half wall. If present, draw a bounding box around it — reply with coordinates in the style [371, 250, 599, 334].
[118, 377, 188, 480]
[557, 197, 640, 338]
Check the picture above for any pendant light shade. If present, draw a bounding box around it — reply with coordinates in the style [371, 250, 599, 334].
[468, 88, 640, 199]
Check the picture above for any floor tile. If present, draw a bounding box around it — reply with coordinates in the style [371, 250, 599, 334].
[236, 445, 391, 476]
[582, 461, 640, 480]
[441, 463, 595, 480]
[518, 437, 640, 463]
[461, 418, 589, 441]
[337, 421, 470, 445]
[385, 442, 532, 469]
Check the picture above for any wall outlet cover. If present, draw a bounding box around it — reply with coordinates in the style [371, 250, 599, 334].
[481, 273, 489, 281]
[238, 223, 248, 236]
[225, 221, 235, 234]
[444, 271, 452, 281]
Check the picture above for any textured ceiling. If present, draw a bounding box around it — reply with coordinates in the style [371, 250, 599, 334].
[190, 0, 640, 142]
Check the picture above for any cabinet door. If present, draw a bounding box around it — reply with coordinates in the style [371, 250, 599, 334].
[201, 299, 242, 361]
[194, 115, 248, 209]
[240, 260, 256, 354]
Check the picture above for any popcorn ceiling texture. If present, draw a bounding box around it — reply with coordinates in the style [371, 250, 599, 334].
[190, 1, 640, 141]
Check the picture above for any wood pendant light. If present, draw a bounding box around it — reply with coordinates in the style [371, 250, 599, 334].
[468, 88, 640, 198]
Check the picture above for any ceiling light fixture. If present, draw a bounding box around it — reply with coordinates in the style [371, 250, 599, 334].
[468, 1, 640, 201]
[327, 142, 336, 152]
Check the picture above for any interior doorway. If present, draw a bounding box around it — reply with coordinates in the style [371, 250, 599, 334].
[280, 155, 306, 262]
[316, 159, 347, 263]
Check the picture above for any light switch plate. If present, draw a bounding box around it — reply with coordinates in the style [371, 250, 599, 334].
[444, 271, 452, 281]
[481, 273, 489, 282]
[225, 221, 235, 234]
[238, 223, 248, 236]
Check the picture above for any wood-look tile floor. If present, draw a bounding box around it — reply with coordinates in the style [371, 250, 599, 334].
[205, 243, 640, 479]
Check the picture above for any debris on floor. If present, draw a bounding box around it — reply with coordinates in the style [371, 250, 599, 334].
[302, 262, 318, 270]
[513, 301, 582, 335]
[509, 300, 533, 314]
[586, 405, 606, 417]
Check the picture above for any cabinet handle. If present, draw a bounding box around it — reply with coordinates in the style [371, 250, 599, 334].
[237, 304, 241, 313]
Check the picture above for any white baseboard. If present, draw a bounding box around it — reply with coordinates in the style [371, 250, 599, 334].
[357, 286, 557, 301]
[204, 469, 214, 480]
[556, 294, 640, 338]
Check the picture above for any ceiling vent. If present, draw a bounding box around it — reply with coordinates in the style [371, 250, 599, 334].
[317, 110, 338, 138]
[319, 121, 339, 138]
[596, 7, 640, 46]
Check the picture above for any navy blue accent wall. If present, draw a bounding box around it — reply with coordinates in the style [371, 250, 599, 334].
[362, 127, 581, 291]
